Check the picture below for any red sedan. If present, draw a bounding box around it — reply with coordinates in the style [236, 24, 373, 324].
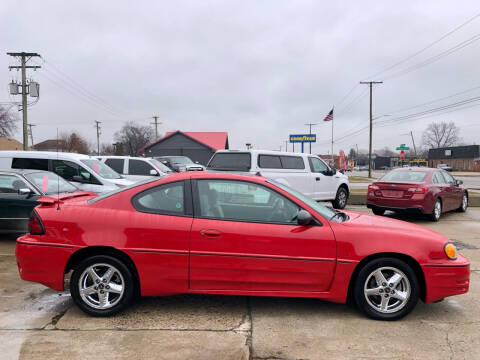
[367, 167, 468, 221]
[16, 172, 469, 320]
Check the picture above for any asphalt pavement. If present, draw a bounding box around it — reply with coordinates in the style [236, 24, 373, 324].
[1, 207, 479, 359]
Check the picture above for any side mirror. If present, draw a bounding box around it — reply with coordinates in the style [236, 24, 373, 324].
[72, 175, 83, 182]
[150, 169, 159, 176]
[297, 209, 313, 226]
[18, 188, 32, 196]
[455, 179, 463, 186]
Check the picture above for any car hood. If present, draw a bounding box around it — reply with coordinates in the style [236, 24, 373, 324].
[341, 210, 449, 243]
[109, 178, 134, 186]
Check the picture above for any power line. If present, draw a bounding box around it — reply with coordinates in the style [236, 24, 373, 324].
[362, 10, 480, 80]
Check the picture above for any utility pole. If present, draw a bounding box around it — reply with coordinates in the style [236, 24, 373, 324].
[359, 81, 383, 178]
[7, 52, 41, 150]
[285, 140, 289, 152]
[27, 123, 36, 148]
[94, 121, 101, 156]
[151, 116, 161, 140]
[410, 131, 417, 156]
[304, 123, 318, 154]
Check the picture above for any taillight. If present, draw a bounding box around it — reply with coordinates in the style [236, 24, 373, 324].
[368, 184, 380, 191]
[28, 211, 45, 235]
[407, 186, 427, 194]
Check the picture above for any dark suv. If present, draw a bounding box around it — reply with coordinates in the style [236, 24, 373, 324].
[155, 156, 205, 172]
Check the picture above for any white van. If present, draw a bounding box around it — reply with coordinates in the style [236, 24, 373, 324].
[207, 150, 350, 209]
[0, 151, 133, 193]
[97, 156, 173, 182]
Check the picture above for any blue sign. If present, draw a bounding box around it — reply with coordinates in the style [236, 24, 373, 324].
[289, 134, 316, 143]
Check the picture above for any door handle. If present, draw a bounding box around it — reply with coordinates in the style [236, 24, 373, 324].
[200, 229, 222, 238]
[315, 177, 320, 181]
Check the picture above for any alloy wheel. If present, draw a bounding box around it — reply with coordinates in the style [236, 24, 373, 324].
[462, 194, 468, 211]
[434, 200, 441, 220]
[363, 266, 411, 314]
[78, 263, 125, 310]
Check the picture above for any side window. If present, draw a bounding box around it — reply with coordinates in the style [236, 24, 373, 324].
[433, 172, 443, 184]
[0, 175, 28, 193]
[52, 160, 94, 183]
[132, 182, 185, 215]
[105, 159, 124, 174]
[197, 179, 299, 224]
[258, 155, 282, 169]
[129, 159, 154, 176]
[309, 157, 328, 173]
[442, 171, 455, 184]
[280, 156, 305, 169]
[12, 158, 48, 171]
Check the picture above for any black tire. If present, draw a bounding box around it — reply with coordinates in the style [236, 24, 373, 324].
[70, 255, 134, 317]
[332, 187, 348, 209]
[430, 198, 442, 222]
[354, 257, 419, 321]
[372, 208, 385, 216]
[457, 192, 468, 213]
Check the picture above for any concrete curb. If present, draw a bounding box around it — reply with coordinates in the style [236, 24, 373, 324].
[348, 192, 480, 207]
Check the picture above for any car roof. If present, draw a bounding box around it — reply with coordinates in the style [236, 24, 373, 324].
[98, 156, 154, 160]
[390, 167, 437, 173]
[212, 149, 310, 157]
[0, 150, 95, 160]
[0, 169, 51, 176]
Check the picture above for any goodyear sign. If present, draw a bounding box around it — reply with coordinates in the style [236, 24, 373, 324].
[289, 134, 316, 143]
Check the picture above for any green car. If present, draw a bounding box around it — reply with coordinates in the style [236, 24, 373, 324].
[0, 170, 78, 233]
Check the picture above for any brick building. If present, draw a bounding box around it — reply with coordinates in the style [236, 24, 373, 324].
[428, 145, 480, 171]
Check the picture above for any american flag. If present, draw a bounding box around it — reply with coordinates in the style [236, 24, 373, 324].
[323, 108, 333, 122]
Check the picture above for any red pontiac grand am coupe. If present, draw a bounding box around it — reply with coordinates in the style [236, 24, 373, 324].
[16, 172, 469, 320]
[367, 167, 468, 221]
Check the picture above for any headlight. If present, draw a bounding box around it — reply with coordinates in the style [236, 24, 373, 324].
[444, 242, 457, 260]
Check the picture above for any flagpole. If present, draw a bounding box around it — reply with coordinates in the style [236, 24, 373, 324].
[331, 107, 334, 166]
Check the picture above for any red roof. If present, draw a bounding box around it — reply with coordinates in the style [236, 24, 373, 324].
[162, 131, 228, 151]
[138, 131, 228, 155]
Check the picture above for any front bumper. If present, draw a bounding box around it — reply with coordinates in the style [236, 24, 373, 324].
[422, 255, 470, 303]
[15, 236, 75, 291]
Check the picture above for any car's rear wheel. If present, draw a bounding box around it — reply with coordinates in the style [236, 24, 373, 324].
[70, 255, 134, 317]
[457, 193, 468, 213]
[354, 258, 419, 320]
[332, 187, 348, 209]
[430, 199, 442, 222]
[372, 208, 385, 216]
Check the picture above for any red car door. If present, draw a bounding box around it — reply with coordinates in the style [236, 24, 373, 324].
[189, 179, 336, 292]
[441, 171, 462, 210]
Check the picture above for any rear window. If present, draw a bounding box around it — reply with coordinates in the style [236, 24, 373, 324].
[207, 153, 251, 171]
[129, 159, 154, 176]
[381, 171, 427, 182]
[12, 158, 48, 171]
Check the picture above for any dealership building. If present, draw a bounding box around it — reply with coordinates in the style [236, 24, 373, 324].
[139, 131, 229, 165]
[428, 145, 480, 171]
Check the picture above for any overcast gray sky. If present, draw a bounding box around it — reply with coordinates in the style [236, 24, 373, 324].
[1, 0, 479, 154]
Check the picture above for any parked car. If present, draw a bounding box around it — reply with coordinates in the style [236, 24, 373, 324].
[16, 171, 469, 320]
[358, 165, 369, 171]
[206, 150, 350, 209]
[437, 163, 453, 172]
[0, 169, 93, 233]
[0, 151, 133, 193]
[98, 156, 173, 181]
[367, 167, 467, 221]
[155, 156, 205, 172]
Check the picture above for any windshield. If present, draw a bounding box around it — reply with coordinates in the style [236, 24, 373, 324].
[81, 159, 122, 179]
[207, 153, 251, 171]
[25, 171, 77, 195]
[268, 179, 336, 220]
[169, 157, 194, 165]
[150, 159, 173, 173]
[380, 170, 427, 182]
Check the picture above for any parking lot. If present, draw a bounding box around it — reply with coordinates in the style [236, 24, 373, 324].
[0, 206, 478, 360]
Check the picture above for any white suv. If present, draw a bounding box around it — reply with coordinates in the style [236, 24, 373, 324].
[98, 156, 173, 182]
[207, 150, 350, 209]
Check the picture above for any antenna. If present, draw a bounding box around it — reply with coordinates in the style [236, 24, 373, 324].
[56, 128, 60, 210]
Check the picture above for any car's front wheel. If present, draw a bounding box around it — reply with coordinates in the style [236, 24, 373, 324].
[70, 255, 134, 317]
[332, 187, 348, 209]
[354, 257, 419, 320]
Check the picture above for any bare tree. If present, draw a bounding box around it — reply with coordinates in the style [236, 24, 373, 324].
[374, 146, 396, 157]
[422, 121, 461, 149]
[100, 143, 115, 155]
[114, 121, 153, 156]
[59, 131, 90, 154]
[0, 105, 18, 137]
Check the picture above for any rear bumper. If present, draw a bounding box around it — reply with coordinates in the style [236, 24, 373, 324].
[422, 256, 470, 303]
[367, 195, 429, 214]
[15, 236, 75, 291]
